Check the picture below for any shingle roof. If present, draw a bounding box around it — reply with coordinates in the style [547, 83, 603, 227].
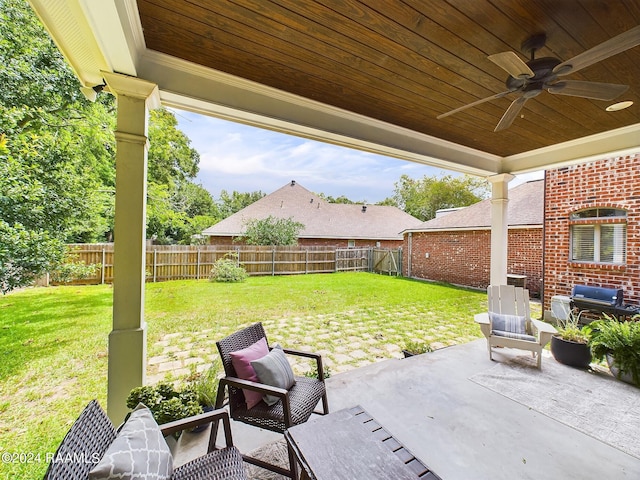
[203, 181, 423, 240]
[404, 179, 544, 232]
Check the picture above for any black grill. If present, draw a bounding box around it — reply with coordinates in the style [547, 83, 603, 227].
[571, 284, 640, 319]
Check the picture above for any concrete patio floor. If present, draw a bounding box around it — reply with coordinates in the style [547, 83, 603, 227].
[178, 339, 640, 479]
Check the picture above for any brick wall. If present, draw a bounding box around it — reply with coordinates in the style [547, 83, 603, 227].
[208, 235, 401, 249]
[405, 227, 543, 296]
[543, 154, 640, 310]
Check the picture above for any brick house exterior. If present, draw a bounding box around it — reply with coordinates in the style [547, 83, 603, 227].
[542, 154, 640, 311]
[403, 180, 544, 296]
[203, 180, 422, 248]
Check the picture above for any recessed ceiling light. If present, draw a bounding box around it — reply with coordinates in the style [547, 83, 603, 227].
[606, 101, 633, 112]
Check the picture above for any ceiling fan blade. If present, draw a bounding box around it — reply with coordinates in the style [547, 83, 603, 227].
[553, 25, 640, 76]
[437, 91, 511, 120]
[548, 80, 629, 101]
[494, 96, 527, 132]
[488, 52, 535, 79]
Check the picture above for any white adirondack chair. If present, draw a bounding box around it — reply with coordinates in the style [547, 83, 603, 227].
[475, 285, 557, 369]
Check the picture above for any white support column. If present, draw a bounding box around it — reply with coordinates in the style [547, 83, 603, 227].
[103, 72, 159, 424]
[487, 173, 515, 286]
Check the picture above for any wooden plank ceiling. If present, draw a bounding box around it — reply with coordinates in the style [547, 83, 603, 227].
[137, 0, 640, 157]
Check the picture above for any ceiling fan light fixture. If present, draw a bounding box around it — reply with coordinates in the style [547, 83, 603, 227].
[606, 101, 633, 112]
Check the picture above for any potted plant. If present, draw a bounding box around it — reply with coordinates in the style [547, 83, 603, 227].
[189, 361, 221, 410]
[550, 308, 592, 369]
[127, 382, 203, 431]
[589, 314, 640, 387]
[402, 340, 433, 358]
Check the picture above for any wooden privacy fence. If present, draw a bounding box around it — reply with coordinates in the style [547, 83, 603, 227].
[57, 244, 403, 284]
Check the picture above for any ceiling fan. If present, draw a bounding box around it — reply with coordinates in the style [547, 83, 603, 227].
[437, 25, 640, 132]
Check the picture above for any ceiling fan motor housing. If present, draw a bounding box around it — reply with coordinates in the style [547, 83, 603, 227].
[506, 57, 562, 93]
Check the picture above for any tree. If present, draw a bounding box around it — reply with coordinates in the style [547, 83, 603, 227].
[386, 174, 489, 221]
[0, 221, 64, 294]
[0, 0, 208, 291]
[172, 182, 218, 218]
[0, 0, 117, 290]
[217, 190, 265, 219]
[239, 216, 304, 246]
[316, 193, 362, 204]
[147, 108, 200, 186]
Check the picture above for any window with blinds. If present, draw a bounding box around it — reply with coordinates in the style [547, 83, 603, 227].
[570, 209, 627, 264]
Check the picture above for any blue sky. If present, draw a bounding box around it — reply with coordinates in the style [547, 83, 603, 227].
[173, 109, 543, 203]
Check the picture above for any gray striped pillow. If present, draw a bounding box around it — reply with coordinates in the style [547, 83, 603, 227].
[251, 345, 296, 406]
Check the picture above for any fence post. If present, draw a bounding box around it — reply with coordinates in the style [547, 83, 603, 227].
[196, 248, 201, 280]
[101, 247, 106, 284]
[272, 247, 276, 276]
[153, 249, 157, 283]
[305, 249, 308, 274]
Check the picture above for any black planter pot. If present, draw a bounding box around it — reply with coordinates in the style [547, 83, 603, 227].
[550, 336, 591, 369]
[191, 405, 214, 433]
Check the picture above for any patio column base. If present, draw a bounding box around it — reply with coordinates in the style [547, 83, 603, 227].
[107, 325, 147, 425]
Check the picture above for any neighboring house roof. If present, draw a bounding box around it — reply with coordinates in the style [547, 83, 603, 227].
[203, 181, 423, 240]
[404, 179, 544, 232]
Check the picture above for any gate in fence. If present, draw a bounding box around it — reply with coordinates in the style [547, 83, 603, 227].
[50, 244, 403, 285]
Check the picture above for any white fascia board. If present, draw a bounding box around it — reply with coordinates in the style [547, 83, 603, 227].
[503, 123, 640, 174]
[137, 50, 501, 177]
[28, 0, 109, 86]
[28, 0, 141, 87]
[78, 0, 142, 78]
[403, 224, 542, 234]
[298, 235, 402, 240]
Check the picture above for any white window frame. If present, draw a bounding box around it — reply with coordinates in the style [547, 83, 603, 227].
[569, 208, 627, 265]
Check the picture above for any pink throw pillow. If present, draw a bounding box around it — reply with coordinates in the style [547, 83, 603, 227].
[230, 337, 269, 409]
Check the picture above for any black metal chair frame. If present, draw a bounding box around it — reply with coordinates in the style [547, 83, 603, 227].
[214, 322, 329, 479]
[44, 399, 247, 480]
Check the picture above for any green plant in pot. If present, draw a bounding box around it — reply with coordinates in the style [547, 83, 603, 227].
[188, 361, 221, 410]
[550, 308, 592, 369]
[589, 314, 640, 387]
[402, 339, 433, 358]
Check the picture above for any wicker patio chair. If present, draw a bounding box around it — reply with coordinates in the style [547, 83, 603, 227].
[215, 322, 329, 478]
[43, 399, 247, 480]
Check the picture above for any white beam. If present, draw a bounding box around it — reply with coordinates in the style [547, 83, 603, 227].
[142, 52, 501, 177]
[502, 123, 640, 174]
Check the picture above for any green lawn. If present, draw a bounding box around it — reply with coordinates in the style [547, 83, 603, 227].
[0, 272, 492, 479]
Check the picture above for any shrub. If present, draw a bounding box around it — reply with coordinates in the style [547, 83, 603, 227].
[126, 382, 203, 425]
[209, 252, 248, 283]
[403, 339, 433, 355]
[50, 254, 101, 284]
[239, 215, 304, 245]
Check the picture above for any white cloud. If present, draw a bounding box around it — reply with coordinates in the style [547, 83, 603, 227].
[174, 109, 473, 202]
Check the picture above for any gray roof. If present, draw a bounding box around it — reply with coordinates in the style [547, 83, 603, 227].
[203, 181, 423, 240]
[405, 179, 543, 232]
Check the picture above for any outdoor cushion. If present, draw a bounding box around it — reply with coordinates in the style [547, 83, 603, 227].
[251, 345, 296, 406]
[230, 336, 270, 409]
[489, 312, 527, 335]
[491, 329, 537, 342]
[88, 403, 172, 480]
